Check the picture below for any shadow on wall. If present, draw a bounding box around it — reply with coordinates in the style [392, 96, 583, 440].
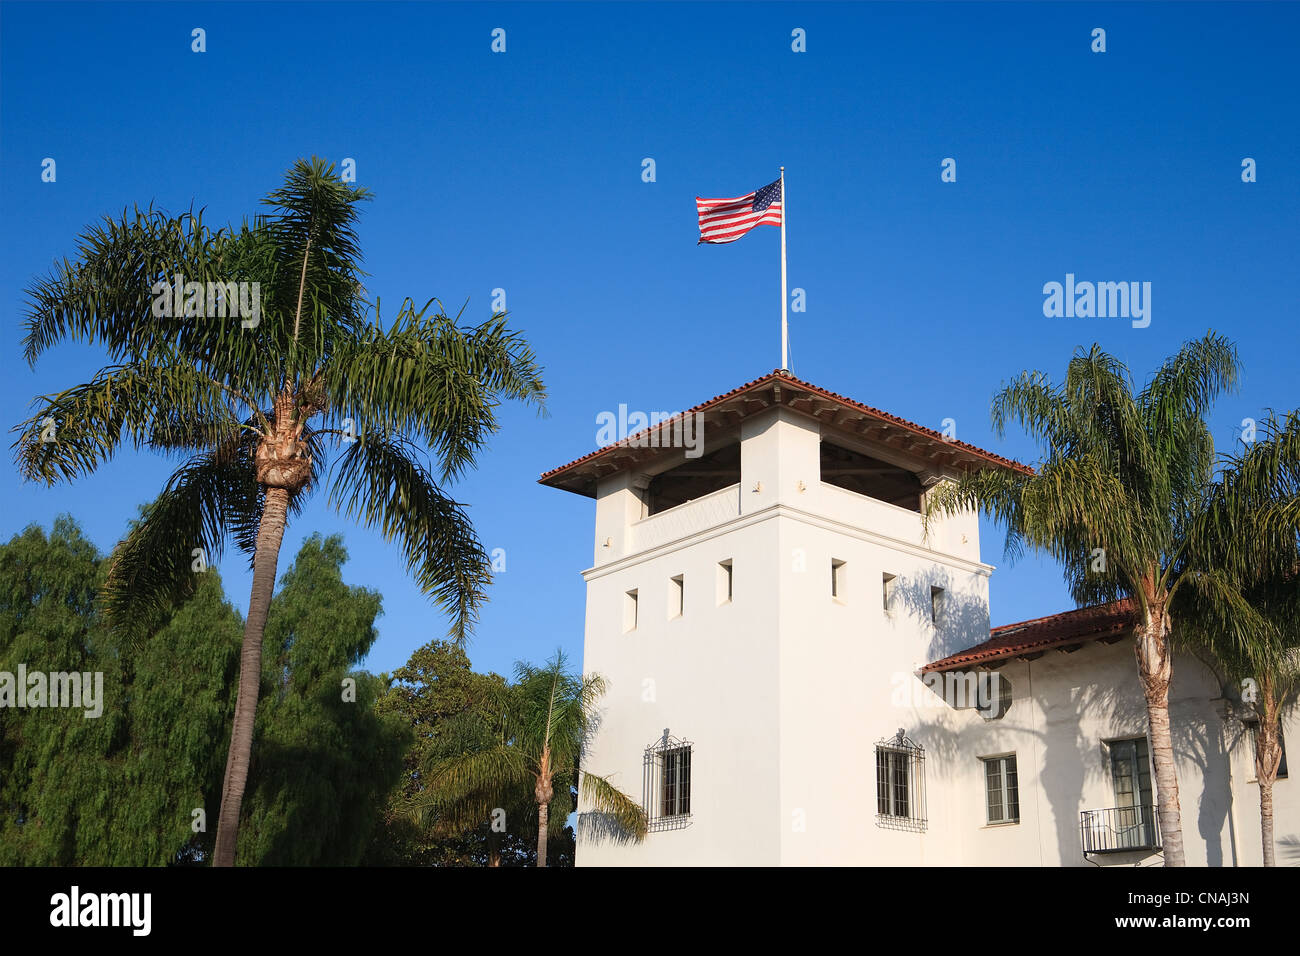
[1174, 660, 1233, 867]
[1039, 669, 1151, 866]
[882, 565, 990, 664]
[905, 568, 1235, 866]
[908, 651, 1153, 865]
[576, 812, 641, 848]
[1279, 835, 1300, 866]
[902, 583, 1175, 869]
[574, 695, 647, 850]
[915, 642, 1237, 868]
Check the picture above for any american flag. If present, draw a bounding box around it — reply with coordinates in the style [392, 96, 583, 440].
[696, 178, 783, 244]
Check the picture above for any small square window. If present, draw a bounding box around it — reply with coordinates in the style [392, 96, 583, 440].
[669, 575, 684, 619]
[624, 589, 638, 633]
[930, 586, 944, 624]
[717, 559, 733, 605]
[831, 559, 847, 600]
[882, 573, 897, 613]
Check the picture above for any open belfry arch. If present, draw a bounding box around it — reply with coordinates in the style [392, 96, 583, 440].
[541, 369, 1028, 503]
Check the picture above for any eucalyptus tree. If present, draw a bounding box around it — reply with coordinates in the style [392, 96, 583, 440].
[418, 650, 647, 867]
[924, 333, 1290, 866]
[13, 157, 545, 866]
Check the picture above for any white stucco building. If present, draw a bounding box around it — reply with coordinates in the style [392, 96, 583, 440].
[541, 370, 1297, 866]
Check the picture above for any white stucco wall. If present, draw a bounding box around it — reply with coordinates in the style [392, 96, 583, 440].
[1223, 701, 1300, 867]
[571, 403, 1298, 866]
[576, 511, 784, 865]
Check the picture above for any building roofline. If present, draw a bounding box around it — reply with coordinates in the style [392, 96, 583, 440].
[921, 599, 1138, 673]
[539, 369, 1034, 497]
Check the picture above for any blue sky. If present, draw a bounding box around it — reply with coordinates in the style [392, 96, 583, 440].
[2, 2, 1297, 680]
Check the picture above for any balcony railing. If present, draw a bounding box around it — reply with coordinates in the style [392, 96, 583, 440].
[1080, 804, 1162, 854]
[630, 483, 740, 553]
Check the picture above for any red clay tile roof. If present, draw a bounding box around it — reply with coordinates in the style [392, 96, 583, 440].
[922, 599, 1138, 672]
[539, 369, 1033, 494]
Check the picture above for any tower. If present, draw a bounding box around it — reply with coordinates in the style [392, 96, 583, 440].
[540, 370, 1029, 865]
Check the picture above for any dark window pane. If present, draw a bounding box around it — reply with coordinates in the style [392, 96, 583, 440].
[661, 753, 675, 817]
[892, 751, 910, 816]
[681, 750, 691, 814]
[1006, 756, 1019, 821]
[657, 748, 691, 819]
[876, 749, 889, 815]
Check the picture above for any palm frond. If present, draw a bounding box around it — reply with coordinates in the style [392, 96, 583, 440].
[324, 301, 546, 483]
[579, 770, 648, 841]
[23, 204, 222, 365]
[326, 432, 491, 641]
[420, 745, 533, 807]
[100, 446, 260, 636]
[261, 157, 371, 371]
[12, 360, 244, 483]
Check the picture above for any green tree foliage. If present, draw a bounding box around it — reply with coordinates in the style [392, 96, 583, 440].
[0, 518, 405, 866]
[369, 642, 585, 866]
[15, 156, 546, 864]
[236, 534, 409, 865]
[412, 649, 645, 867]
[1178, 412, 1300, 865]
[113, 567, 242, 865]
[370, 640, 522, 865]
[926, 334, 1300, 866]
[378, 640, 512, 790]
[0, 516, 238, 865]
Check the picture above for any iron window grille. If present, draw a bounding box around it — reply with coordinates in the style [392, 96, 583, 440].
[876, 729, 927, 831]
[644, 730, 693, 832]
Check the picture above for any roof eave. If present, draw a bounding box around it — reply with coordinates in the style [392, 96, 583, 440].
[539, 370, 1033, 497]
[921, 601, 1138, 673]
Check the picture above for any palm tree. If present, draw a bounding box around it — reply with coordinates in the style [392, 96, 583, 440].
[925, 333, 1252, 866]
[1199, 591, 1300, 867]
[395, 695, 530, 866]
[1180, 412, 1300, 866]
[13, 158, 546, 866]
[417, 650, 647, 867]
[1240, 640, 1299, 867]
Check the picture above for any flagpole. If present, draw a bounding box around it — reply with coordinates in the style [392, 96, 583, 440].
[780, 166, 788, 371]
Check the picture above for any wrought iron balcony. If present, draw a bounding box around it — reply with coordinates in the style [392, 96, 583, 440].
[1080, 804, 1161, 854]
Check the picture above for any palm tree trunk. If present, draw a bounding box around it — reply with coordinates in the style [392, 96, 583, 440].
[1260, 779, 1275, 866]
[1135, 605, 1186, 867]
[534, 744, 554, 867]
[487, 828, 501, 867]
[1255, 686, 1281, 867]
[212, 486, 291, 866]
[536, 802, 549, 868]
